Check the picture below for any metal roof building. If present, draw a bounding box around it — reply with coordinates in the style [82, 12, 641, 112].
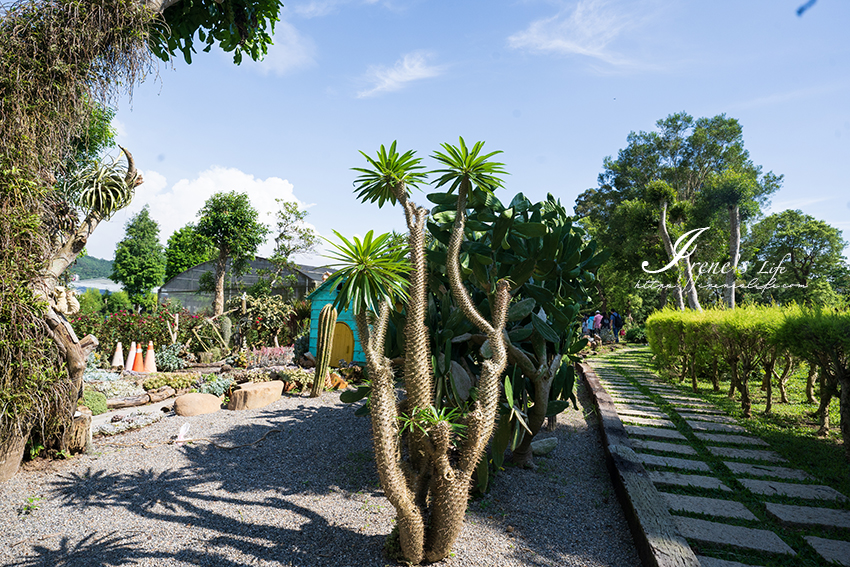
[157, 258, 330, 313]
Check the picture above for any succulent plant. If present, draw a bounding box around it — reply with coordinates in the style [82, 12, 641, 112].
[311, 304, 337, 397]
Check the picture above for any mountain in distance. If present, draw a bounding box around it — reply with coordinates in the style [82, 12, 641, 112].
[69, 255, 113, 281]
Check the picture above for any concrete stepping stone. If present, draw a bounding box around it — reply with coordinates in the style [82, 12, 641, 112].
[625, 425, 687, 440]
[723, 462, 812, 481]
[707, 447, 786, 462]
[696, 556, 767, 567]
[663, 396, 705, 403]
[678, 413, 739, 424]
[648, 471, 731, 491]
[765, 502, 850, 529]
[660, 492, 757, 520]
[617, 408, 669, 419]
[615, 402, 665, 413]
[706, 445, 786, 463]
[636, 453, 710, 472]
[674, 406, 725, 415]
[673, 517, 795, 555]
[686, 420, 748, 433]
[739, 478, 848, 502]
[620, 415, 676, 427]
[694, 433, 768, 446]
[631, 439, 697, 455]
[804, 536, 850, 566]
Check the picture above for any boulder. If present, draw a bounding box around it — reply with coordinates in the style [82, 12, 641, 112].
[228, 380, 284, 411]
[174, 393, 222, 416]
[531, 437, 558, 456]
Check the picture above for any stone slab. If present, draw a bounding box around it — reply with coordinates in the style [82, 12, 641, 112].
[707, 447, 786, 462]
[616, 402, 665, 413]
[671, 401, 715, 408]
[610, 393, 654, 403]
[739, 479, 848, 501]
[693, 433, 768, 446]
[660, 493, 757, 520]
[674, 406, 725, 415]
[637, 453, 710, 472]
[678, 413, 739, 424]
[625, 425, 687, 440]
[695, 557, 763, 567]
[631, 439, 697, 455]
[618, 408, 669, 419]
[620, 415, 676, 428]
[723, 462, 812, 481]
[673, 516, 795, 555]
[686, 420, 748, 433]
[805, 536, 850, 566]
[663, 396, 705, 404]
[765, 502, 850, 529]
[648, 471, 731, 491]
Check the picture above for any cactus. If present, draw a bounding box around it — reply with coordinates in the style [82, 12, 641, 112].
[310, 304, 337, 397]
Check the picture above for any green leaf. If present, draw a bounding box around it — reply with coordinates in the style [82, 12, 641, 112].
[513, 222, 547, 239]
[340, 386, 370, 404]
[532, 314, 560, 344]
[507, 297, 536, 322]
[545, 400, 571, 417]
[508, 326, 533, 342]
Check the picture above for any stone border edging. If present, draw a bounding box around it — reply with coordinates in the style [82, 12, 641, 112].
[578, 362, 700, 567]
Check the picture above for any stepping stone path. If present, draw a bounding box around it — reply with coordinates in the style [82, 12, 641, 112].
[587, 352, 850, 567]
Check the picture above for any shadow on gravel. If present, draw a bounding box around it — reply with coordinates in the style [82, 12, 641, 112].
[36, 402, 386, 566]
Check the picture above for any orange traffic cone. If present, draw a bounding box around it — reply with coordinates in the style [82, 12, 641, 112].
[111, 342, 124, 368]
[144, 341, 157, 373]
[132, 344, 145, 372]
[124, 341, 136, 371]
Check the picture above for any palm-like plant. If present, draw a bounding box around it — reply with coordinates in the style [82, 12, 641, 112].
[352, 141, 426, 207]
[331, 139, 511, 564]
[323, 230, 410, 315]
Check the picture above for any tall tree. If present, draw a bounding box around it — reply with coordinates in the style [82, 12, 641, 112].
[195, 191, 269, 315]
[265, 199, 318, 293]
[164, 223, 216, 282]
[743, 209, 849, 305]
[0, 0, 284, 467]
[111, 205, 166, 308]
[575, 112, 780, 311]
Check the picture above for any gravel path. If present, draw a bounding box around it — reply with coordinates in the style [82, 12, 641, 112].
[0, 381, 640, 566]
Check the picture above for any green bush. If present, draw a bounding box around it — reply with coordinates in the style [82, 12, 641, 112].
[624, 326, 647, 343]
[142, 373, 197, 391]
[81, 389, 108, 415]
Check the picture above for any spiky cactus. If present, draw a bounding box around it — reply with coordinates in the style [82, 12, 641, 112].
[324, 139, 509, 564]
[310, 304, 337, 397]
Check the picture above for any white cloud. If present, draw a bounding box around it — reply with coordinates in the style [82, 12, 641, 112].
[245, 20, 317, 76]
[292, 0, 406, 18]
[111, 117, 128, 140]
[508, 0, 655, 69]
[86, 167, 313, 261]
[357, 51, 445, 98]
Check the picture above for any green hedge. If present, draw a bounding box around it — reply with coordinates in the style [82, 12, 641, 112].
[646, 305, 850, 458]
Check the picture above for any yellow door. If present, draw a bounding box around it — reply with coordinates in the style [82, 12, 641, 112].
[330, 322, 354, 367]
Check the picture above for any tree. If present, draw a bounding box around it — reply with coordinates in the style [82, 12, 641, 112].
[263, 199, 319, 295]
[164, 223, 216, 282]
[743, 209, 849, 305]
[575, 112, 780, 311]
[0, 0, 284, 467]
[195, 191, 269, 315]
[111, 205, 166, 308]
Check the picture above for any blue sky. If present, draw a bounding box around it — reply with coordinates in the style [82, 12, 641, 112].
[86, 0, 850, 266]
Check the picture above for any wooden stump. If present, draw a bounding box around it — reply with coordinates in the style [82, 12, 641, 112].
[68, 413, 92, 454]
[0, 429, 28, 482]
